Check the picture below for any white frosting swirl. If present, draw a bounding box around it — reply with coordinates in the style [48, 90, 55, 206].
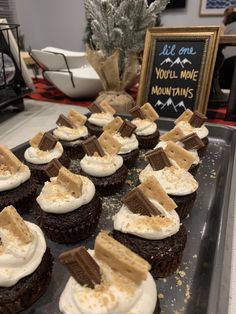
[59, 250, 157, 314]
[132, 118, 157, 136]
[113, 199, 180, 240]
[155, 141, 200, 166]
[53, 126, 88, 141]
[88, 112, 114, 127]
[80, 154, 123, 177]
[24, 142, 63, 165]
[175, 121, 209, 139]
[0, 222, 46, 287]
[113, 133, 139, 154]
[36, 175, 95, 214]
[139, 164, 198, 196]
[0, 165, 30, 192]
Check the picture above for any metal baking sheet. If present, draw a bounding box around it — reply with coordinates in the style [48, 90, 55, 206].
[11, 117, 236, 314]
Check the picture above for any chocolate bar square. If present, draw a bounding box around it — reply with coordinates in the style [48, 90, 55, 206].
[122, 188, 161, 216]
[180, 133, 205, 150]
[146, 147, 171, 171]
[38, 133, 58, 151]
[82, 136, 105, 157]
[118, 120, 137, 138]
[56, 114, 75, 129]
[44, 158, 62, 178]
[88, 103, 103, 113]
[189, 112, 207, 128]
[129, 105, 145, 119]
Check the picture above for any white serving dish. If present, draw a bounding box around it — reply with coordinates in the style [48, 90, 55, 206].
[30, 47, 87, 71]
[44, 66, 103, 98]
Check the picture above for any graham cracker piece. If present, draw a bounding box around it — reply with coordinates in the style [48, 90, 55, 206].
[99, 100, 116, 115]
[95, 232, 150, 284]
[175, 109, 193, 124]
[68, 109, 87, 127]
[103, 117, 123, 134]
[165, 141, 195, 170]
[139, 176, 177, 212]
[29, 132, 44, 148]
[0, 205, 32, 244]
[0, 145, 22, 174]
[160, 127, 185, 142]
[141, 103, 159, 122]
[59, 246, 101, 288]
[98, 131, 121, 155]
[57, 167, 82, 198]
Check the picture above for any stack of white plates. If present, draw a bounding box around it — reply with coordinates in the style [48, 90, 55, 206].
[30, 47, 102, 98]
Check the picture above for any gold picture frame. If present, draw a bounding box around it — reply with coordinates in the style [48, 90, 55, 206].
[137, 26, 220, 118]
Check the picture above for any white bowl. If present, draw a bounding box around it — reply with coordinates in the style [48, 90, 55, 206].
[31, 47, 87, 71]
[44, 66, 103, 98]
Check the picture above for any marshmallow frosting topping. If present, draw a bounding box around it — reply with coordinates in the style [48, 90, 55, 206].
[24, 142, 63, 164]
[0, 221, 46, 287]
[140, 164, 198, 196]
[113, 133, 139, 154]
[113, 198, 180, 240]
[88, 112, 114, 127]
[80, 153, 123, 177]
[175, 121, 209, 139]
[59, 249, 157, 314]
[37, 175, 95, 214]
[53, 125, 88, 141]
[132, 118, 157, 136]
[0, 164, 30, 192]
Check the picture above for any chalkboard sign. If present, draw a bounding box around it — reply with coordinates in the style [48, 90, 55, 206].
[137, 27, 220, 118]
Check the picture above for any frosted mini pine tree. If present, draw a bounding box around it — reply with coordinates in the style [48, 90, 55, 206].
[84, 0, 169, 112]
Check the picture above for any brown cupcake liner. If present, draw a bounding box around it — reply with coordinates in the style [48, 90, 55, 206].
[189, 163, 199, 177]
[25, 152, 70, 185]
[112, 225, 187, 279]
[198, 137, 209, 157]
[154, 297, 161, 314]
[86, 121, 103, 137]
[60, 136, 90, 160]
[120, 149, 139, 169]
[136, 129, 160, 150]
[35, 194, 102, 244]
[0, 177, 37, 214]
[80, 165, 128, 196]
[170, 191, 197, 220]
[0, 248, 53, 314]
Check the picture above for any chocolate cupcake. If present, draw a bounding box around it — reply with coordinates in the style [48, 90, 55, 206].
[24, 131, 70, 184]
[0, 206, 53, 313]
[174, 109, 208, 156]
[59, 232, 160, 314]
[0, 145, 37, 213]
[103, 117, 139, 168]
[80, 135, 127, 196]
[139, 147, 198, 220]
[53, 109, 89, 159]
[36, 163, 102, 244]
[86, 101, 116, 137]
[113, 176, 187, 278]
[155, 131, 205, 176]
[129, 103, 160, 149]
